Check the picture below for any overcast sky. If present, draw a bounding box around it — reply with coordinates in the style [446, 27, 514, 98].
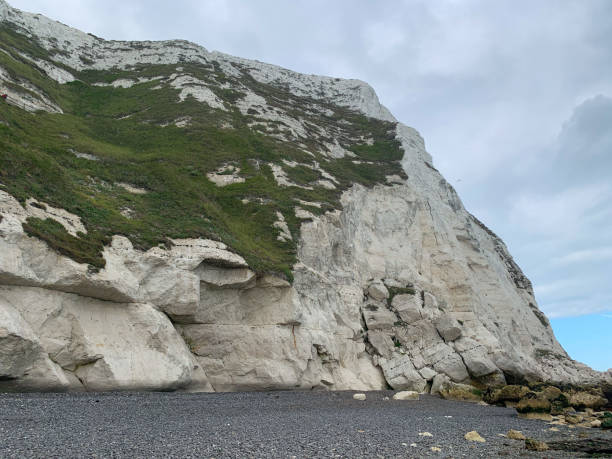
[8, 1, 612, 329]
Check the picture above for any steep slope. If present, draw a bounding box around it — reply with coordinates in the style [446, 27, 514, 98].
[0, 0, 607, 392]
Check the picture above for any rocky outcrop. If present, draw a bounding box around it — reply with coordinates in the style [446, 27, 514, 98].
[0, 286, 209, 392]
[0, 0, 609, 393]
[0, 65, 63, 113]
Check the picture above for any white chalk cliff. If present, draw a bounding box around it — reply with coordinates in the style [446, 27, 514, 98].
[0, 0, 607, 393]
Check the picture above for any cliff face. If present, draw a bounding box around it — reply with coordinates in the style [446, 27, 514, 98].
[0, 0, 606, 392]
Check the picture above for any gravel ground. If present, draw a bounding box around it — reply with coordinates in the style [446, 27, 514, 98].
[0, 391, 610, 458]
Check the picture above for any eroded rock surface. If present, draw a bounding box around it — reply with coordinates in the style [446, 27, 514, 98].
[0, 0, 610, 393]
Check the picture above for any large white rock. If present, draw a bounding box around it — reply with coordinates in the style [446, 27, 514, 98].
[368, 331, 396, 359]
[392, 294, 422, 323]
[435, 314, 462, 342]
[362, 305, 397, 330]
[0, 285, 211, 391]
[378, 355, 428, 392]
[0, 298, 69, 391]
[367, 282, 389, 301]
[460, 346, 498, 378]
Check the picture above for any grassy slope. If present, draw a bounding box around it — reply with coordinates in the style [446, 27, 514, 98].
[0, 25, 405, 280]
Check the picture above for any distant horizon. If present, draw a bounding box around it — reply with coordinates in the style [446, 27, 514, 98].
[4, 0, 611, 371]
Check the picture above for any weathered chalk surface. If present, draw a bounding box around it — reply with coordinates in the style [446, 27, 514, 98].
[1, 0, 610, 393]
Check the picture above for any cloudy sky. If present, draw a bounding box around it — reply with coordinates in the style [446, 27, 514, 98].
[9, 0, 612, 369]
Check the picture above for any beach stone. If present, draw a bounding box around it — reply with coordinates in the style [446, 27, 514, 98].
[464, 431, 485, 442]
[392, 391, 419, 401]
[525, 438, 549, 452]
[507, 429, 526, 440]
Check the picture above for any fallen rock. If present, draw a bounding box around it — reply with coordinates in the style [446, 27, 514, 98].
[418, 367, 437, 381]
[507, 429, 526, 440]
[368, 331, 396, 359]
[550, 394, 570, 415]
[367, 282, 389, 301]
[391, 294, 422, 323]
[460, 347, 498, 378]
[419, 432, 433, 437]
[432, 352, 470, 382]
[379, 355, 428, 392]
[362, 306, 397, 331]
[525, 438, 549, 452]
[540, 385, 562, 401]
[565, 413, 584, 425]
[353, 393, 366, 401]
[430, 446, 441, 452]
[392, 391, 419, 401]
[464, 431, 485, 442]
[484, 385, 530, 404]
[432, 374, 482, 402]
[547, 437, 612, 454]
[441, 383, 482, 402]
[518, 412, 553, 421]
[569, 391, 608, 410]
[435, 314, 462, 342]
[516, 394, 551, 413]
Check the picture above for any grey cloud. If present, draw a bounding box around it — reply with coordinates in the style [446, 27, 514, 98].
[555, 95, 612, 183]
[504, 96, 612, 317]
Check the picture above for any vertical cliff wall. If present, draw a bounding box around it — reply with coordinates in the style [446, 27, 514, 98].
[0, 0, 607, 392]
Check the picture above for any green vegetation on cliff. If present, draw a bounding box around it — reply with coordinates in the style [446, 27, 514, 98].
[0, 24, 405, 279]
